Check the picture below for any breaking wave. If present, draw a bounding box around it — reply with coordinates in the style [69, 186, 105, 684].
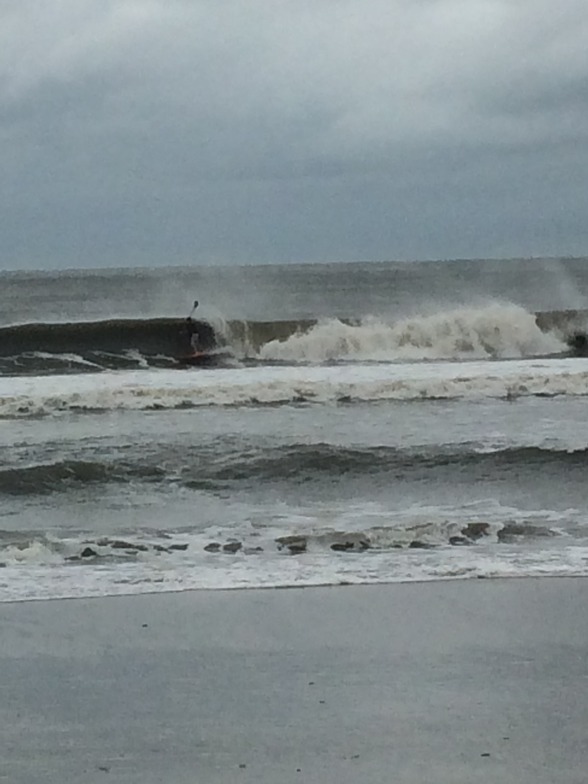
[256, 305, 567, 362]
[0, 305, 587, 376]
[1, 502, 587, 603]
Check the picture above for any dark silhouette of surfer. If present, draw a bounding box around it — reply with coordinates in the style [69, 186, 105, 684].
[184, 300, 200, 353]
[176, 300, 224, 365]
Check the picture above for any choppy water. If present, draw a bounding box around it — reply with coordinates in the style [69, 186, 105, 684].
[2, 257, 588, 602]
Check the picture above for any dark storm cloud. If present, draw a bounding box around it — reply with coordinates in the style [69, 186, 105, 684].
[1, 0, 587, 268]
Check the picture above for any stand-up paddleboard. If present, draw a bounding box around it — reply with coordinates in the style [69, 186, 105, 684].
[176, 350, 218, 367]
[176, 300, 233, 366]
[178, 300, 212, 365]
[175, 349, 234, 367]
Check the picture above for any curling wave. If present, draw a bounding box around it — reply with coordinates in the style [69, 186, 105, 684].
[0, 306, 587, 377]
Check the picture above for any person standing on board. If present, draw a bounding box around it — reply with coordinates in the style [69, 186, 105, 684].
[185, 300, 199, 352]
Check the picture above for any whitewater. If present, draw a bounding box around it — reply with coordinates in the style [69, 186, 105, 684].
[2, 258, 588, 602]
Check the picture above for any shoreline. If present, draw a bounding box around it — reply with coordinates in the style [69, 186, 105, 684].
[2, 569, 588, 609]
[1, 577, 587, 783]
[0, 570, 587, 607]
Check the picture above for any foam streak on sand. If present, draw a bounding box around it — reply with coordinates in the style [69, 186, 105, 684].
[2, 357, 588, 416]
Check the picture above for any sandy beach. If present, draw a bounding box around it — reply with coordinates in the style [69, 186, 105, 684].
[1, 577, 587, 783]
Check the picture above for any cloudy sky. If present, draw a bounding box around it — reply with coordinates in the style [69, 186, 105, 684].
[1, 0, 587, 269]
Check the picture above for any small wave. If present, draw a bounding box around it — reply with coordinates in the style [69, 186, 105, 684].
[0, 460, 165, 495]
[0, 518, 559, 568]
[184, 443, 588, 487]
[1, 517, 587, 603]
[2, 444, 586, 496]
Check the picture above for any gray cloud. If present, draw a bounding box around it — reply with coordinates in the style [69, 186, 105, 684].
[1, 0, 587, 268]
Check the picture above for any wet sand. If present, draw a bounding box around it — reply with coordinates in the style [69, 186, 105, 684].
[1, 578, 587, 783]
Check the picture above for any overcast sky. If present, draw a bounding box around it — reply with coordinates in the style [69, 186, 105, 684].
[1, 0, 587, 270]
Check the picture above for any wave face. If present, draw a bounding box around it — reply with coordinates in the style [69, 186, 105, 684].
[2, 435, 588, 602]
[0, 318, 217, 374]
[0, 459, 166, 495]
[0, 305, 586, 376]
[2, 444, 586, 497]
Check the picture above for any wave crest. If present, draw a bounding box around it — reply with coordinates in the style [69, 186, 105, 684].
[0, 305, 586, 376]
[257, 305, 566, 362]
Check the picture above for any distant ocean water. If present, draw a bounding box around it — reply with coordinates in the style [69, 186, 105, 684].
[1, 257, 588, 602]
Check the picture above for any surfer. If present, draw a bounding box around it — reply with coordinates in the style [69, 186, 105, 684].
[185, 318, 199, 351]
[178, 300, 222, 364]
[184, 300, 200, 353]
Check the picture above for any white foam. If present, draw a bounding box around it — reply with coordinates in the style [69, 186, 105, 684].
[2, 357, 588, 416]
[1, 501, 587, 602]
[258, 305, 566, 362]
[1, 539, 62, 565]
[1, 544, 588, 603]
[29, 351, 103, 369]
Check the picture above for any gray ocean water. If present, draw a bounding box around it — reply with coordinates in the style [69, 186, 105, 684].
[2, 257, 588, 601]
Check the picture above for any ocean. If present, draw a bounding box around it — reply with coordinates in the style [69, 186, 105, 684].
[2, 257, 588, 602]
